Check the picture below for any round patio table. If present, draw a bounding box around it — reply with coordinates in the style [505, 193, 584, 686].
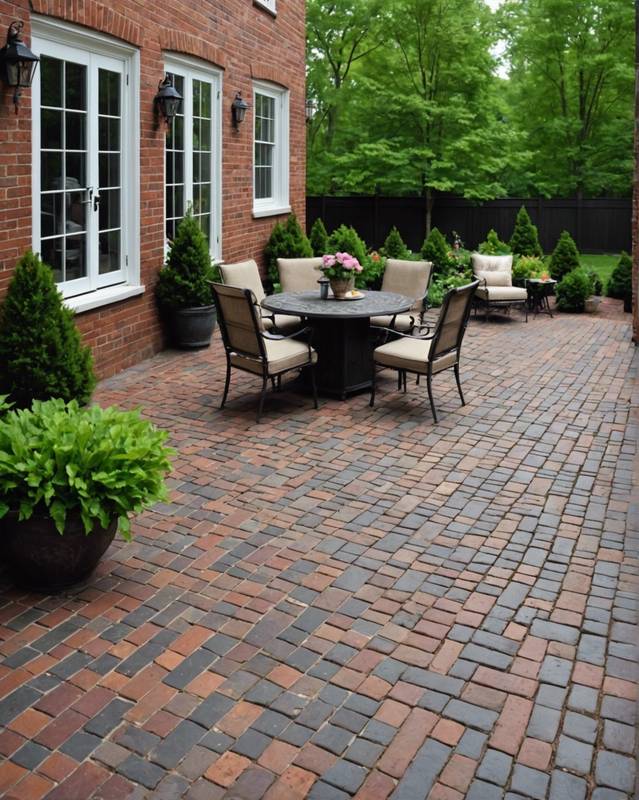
[262, 290, 413, 398]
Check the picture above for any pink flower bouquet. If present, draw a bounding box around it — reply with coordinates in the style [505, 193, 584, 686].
[320, 252, 363, 280]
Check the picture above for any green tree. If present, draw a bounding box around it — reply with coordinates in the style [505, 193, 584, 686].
[421, 227, 449, 275]
[549, 230, 581, 281]
[607, 251, 632, 303]
[381, 226, 410, 259]
[264, 214, 313, 285]
[509, 206, 543, 257]
[0, 250, 96, 408]
[499, 0, 634, 196]
[478, 229, 510, 255]
[309, 218, 330, 256]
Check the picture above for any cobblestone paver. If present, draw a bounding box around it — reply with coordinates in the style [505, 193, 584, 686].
[0, 308, 637, 799]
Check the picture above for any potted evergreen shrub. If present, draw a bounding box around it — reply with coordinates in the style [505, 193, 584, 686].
[0, 398, 172, 591]
[309, 218, 329, 257]
[0, 250, 96, 409]
[380, 226, 411, 259]
[555, 269, 592, 313]
[421, 227, 450, 276]
[156, 210, 220, 348]
[608, 251, 633, 313]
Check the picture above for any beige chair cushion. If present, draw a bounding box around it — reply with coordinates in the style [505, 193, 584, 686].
[277, 257, 323, 292]
[230, 337, 317, 375]
[476, 270, 511, 287]
[471, 253, 513, 272]
[475, 286, 528, 301]
[220, 260, 265, 303]
[370, 314, 417, 332]
[374, 336, 457, 375]
[382, 259, 432, 313]
[262, 313, 303, 333]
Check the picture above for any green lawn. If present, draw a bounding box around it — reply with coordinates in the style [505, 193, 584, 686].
[578, 254, 619, 294]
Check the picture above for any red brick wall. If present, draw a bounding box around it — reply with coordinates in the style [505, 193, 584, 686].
[0, 0, 307, 377]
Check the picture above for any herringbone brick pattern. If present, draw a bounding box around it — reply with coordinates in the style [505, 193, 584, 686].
[0, 308, 637, 799]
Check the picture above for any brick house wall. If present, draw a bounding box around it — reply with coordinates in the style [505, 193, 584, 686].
[0, 0, 306, 377]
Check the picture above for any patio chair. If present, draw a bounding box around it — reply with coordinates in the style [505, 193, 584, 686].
[211, 283, 318, 422]
[369, 281, 479, 421]
[471, 253, 527, 321]
[277, 257, 323, 292]
[219, 259, 302, 334]
[370, 258, 433, 332]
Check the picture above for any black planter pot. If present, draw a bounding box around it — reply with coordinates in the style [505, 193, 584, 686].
[171, 305, 217, 348]
[0, 511, 118, 592]
[623, 295, 632, 313]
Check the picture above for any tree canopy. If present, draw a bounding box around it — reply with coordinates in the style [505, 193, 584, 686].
[306, 0, 634, 201]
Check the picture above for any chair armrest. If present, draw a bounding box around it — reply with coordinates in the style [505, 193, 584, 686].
[262, 326, 313, 341]
[370, 325, 434, 340]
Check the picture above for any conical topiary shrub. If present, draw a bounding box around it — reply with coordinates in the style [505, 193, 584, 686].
[608, 251, 632, 311]
[549, 231, 580, 281]
[309, 218, 329, 257]
[264, 213, 313, 285]
[381, 226, 410, 259]
[327, 224, 367, 265]
[0, 250, 96, 409]
[156, 210, 216, 312]
[421, 227, 449, 275]
[509, 206, 543, 257]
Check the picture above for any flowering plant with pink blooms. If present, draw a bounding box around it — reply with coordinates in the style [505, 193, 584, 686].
[319, 252, 363, 280]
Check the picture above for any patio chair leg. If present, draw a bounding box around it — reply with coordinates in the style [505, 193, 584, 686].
[310, 366, 318, 410]
[369, 365, 377, 407]
[277, 375, 282, 391]
[402, 371, 407, 393]
[271, 377, 276, 391]
[221, 361, 231, 409]
[454, 363, 465, 406]
[426, 372, 438, 422]
[397, 371, 402, 391]
[256, 376, 268, 423]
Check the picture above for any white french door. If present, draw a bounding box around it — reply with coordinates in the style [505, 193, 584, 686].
[32, 38, 130, 298]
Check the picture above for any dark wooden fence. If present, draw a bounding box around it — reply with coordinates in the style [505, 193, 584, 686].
[306, 195, 632, 254]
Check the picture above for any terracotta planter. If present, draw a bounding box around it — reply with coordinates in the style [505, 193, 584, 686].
[0, 511, 118, 592]
[329, 276, 355, 299]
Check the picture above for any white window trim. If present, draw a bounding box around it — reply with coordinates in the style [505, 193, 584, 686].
[254, 0, 277, 15]
[31, 15, 141, 313]
[253, 80, 290, 218]
[164, 53, 223, 262]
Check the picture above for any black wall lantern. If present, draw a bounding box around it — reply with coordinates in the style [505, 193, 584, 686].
[0, 21, 39, 114]
[154, 74, 182, 128]
[231, 92, 249, 130]
[305, 98, 317, 123]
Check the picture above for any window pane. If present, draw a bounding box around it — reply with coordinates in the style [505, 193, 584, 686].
[99, 70, 120, 116]
[99, 117, 120, 151]
[99, 153, 119, 188]
[41, 193, 63, 237]
[99, 189, 120, 231]
[41, 109, 62, 149]
[66, 153, 86, 187]
[67, 191, 86, 233]
[99, 230, 120, 274]
[65, 234, 86, 280]
[41, 151, 62, 191]
[66, 112, 86, 150]
[41, 237, 64, 282]
[65, 61, 86, 110]
[40, 56, 62, 107]
[201, 82, 211, 118]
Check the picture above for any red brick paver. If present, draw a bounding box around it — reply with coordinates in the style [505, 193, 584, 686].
[0, 307, 637, 798]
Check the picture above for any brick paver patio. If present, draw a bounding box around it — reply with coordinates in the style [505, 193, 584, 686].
[0, 306, 637, 799]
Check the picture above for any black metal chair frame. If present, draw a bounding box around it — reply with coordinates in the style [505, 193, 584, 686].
[472, 277, 528, 322]
[370, 281, 479, 422]
[211, 284, 318, 423]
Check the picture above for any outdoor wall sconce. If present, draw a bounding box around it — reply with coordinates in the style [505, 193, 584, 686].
[231, 92, 249, 130]
[154, 74, 182, 128]
[305, 98, 317, 123]
[0, 21, 39, 114]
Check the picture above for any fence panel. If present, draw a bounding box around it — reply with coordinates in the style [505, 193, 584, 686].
[306, 196, 632, 254]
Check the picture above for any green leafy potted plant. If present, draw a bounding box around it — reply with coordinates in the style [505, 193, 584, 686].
[0, 250, 96, 409]
[0, 398, 173, 591]
[478, 229, 511, 255]
[156, 210, 220, 348]
[555, 268, 592, 313]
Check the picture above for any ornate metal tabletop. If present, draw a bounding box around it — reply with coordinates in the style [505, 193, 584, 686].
[261, 290, 413, 319]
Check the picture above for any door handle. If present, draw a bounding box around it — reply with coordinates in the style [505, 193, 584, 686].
[93, 193, 101, 212]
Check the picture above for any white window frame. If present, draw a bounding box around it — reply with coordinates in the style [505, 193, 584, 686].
[164, 54, 223, 262]
[31, 16, 141, 312]
[254, 0, 277, 15]
[252, 81, 290, 218]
